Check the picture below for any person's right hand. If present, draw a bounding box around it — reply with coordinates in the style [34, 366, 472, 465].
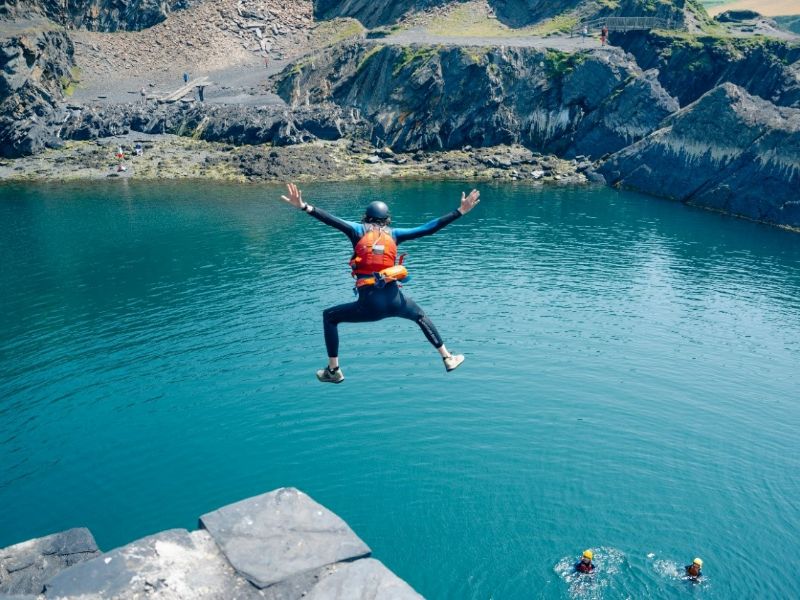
[280, 182, 305, 209]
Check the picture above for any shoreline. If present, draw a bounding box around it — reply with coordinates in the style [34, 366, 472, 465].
[0, 135, 592, 185]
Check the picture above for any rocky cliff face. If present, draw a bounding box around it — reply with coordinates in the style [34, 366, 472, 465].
[1, 488, 423, 599]
[1, 0, 199, 32]
[276, 41, 678, 157]
[312, 0, 687, 28]
[0, 21, 76, 157]
[600, 83, 800, 228]
[59, 101, 362, 146]
[313, 0, 454, 28]
[615, 30, 800, 108]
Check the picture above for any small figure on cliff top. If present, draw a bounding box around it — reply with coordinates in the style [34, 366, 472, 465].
[183, 72, 189, 84]
[685, 557, 703, 580]
[279, 182, 480, 383]
[601, 26, 609, 46]
[575, 549, 595, 574]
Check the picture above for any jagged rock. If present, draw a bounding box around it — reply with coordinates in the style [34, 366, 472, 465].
[259, 559, 422, 600]
[0, 20, 75, 157]
[364, 155, 381, 163]
[2, 1, 202, 32]
[276, 42, 676, 157]
[312, 0, 685, 28]
[0, 528, 99, 596]
[199, 487, 371, 589]
[59, 102, 359, 146]
[600, 83, 800, 228]
[44, 529, 264, 599]
[615, 30, 800, 108]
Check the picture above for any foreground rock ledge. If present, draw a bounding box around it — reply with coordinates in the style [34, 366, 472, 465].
[0, 487, 423, 599]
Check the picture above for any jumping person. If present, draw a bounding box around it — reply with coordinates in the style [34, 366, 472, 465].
[279, 183, 480, 383]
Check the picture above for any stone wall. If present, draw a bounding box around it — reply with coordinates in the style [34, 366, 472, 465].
[0, 488, 424, 599]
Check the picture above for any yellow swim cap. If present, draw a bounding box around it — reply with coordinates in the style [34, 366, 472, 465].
[693, 557, 703, 567]
[583, 550, 593, 560]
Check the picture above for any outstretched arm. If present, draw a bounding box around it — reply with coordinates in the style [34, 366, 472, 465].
[280, 182, 362, 243]
[394, 189, 480, 243]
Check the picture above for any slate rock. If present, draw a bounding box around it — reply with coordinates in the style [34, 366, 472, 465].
[276, 42, 676, 157]
[44, 529, 263, 599]
[0, 528, 99, 595]
[200, 488, 371, 589]
[599, 83, 800, 228]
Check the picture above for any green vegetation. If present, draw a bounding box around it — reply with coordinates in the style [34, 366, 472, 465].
[59, 66, 81, 96]
[542, 49, 588, 78]
[355, 45, 385, 73]
[310, 18, 366, 48]
[392, 46, 439, 75]
[418, 0, 576, 38]
[460, 46, 491, 65]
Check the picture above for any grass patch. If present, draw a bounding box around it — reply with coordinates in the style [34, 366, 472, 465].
[543, 49, 587, 77]
[59, 66, 81, 96]
[392, 46, 439, 75]
[420, 1, 576, 38]
[310, 18, 366, 48]
[356, 44, 385, 73]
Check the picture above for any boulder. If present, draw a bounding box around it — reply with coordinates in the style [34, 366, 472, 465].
[200, 488, 371, 589]
[0, 528, 99, 595]
[44, 529, 263, 599]
[260, 559, 421, 600]
[599, 83, 800, 228]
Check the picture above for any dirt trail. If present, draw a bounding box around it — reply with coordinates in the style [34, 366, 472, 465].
[384, 28, 610, 51]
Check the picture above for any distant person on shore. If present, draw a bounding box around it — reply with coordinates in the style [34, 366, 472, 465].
[685, 557, 703, 580]
[198, 85, 205, 102]
[183, 72, 189, 84]
[134, 142, 143, 156]
[601, 25, 609, 46]
[140, 86, 147, 105]
[115, 145, 126, 172]
[278, 182, 480, 383]
[575, 550, 595, 573]
[582, 25, 589, 42]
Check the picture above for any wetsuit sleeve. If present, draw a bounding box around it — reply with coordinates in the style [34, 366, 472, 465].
[393, 210, 462, 244]
[306, 206, 362, 245]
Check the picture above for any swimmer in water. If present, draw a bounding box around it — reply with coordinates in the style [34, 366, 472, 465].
[685, 557, 702, 580]
[575, 549, 595, 573]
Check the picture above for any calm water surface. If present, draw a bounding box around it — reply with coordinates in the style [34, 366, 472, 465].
[1, 180, 799, 599]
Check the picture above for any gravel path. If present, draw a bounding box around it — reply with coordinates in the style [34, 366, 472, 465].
[384, 28, 608, 50]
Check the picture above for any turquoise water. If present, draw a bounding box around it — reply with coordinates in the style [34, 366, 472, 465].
[1, 180, 799, 599]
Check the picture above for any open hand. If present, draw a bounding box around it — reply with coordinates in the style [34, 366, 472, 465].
[280, 182, 305, 209]
[459, 189, 480, 215]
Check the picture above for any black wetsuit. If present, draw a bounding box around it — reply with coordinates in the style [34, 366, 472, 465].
[305, 205, 461, 357]
[575, 561, 595, 574]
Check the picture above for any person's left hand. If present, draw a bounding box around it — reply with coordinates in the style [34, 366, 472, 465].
[459, 189, 480, 215]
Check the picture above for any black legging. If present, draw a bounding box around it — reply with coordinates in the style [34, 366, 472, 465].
[323, 283, 443, 356]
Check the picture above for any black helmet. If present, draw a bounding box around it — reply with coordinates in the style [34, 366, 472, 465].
[364, 201, 390, 221]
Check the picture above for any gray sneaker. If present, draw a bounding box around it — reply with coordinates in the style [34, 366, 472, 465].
[443, 354, 465, 372]
[316, 366, 344, 384]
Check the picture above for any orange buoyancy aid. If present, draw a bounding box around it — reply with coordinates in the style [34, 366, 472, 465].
[350, 226, 397, 276]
